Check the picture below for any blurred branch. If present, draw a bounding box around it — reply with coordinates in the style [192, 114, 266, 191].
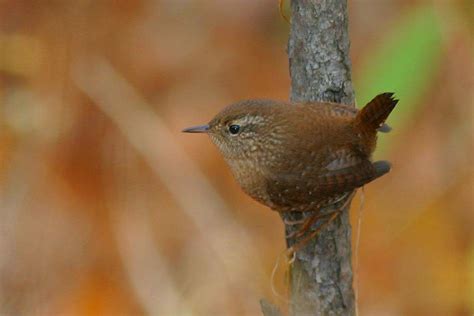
[282, 0, 356, 315]
[72, 57, 264, 309]
[104, 137, 188, 315]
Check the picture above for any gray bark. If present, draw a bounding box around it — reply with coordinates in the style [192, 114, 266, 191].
[281, 0, 356, 315]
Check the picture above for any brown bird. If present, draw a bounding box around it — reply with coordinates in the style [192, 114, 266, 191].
[183, 93, 397, 219]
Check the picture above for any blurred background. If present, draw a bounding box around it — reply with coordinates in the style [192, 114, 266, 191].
[0, 0, 472, 315]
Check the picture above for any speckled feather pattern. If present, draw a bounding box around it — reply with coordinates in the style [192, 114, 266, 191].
[206, 93, 397, 213]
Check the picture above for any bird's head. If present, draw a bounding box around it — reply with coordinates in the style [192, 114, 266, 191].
[183, 100, 286, 162]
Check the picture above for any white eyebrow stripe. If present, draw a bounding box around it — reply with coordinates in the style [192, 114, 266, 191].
[234, 115, 265, 125]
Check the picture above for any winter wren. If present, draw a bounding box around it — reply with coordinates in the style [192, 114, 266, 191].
[183, 93, 397, 213]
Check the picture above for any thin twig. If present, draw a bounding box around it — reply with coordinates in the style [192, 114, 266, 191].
[260, 299, 283, 316]
[354, 187, 365, 316]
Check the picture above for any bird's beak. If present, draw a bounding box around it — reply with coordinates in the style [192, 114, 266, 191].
[182, 124, 210, 133]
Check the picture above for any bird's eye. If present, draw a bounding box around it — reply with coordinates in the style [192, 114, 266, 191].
[228, 124, 240, 135]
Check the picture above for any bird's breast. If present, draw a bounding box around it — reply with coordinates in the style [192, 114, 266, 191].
[225, 157, 276, 209]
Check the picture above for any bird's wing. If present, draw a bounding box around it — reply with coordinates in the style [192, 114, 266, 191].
[317, 160, 391, 194]
[264, 154, 390, 212]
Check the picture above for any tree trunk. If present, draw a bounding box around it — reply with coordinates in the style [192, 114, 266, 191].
[282, 0, 356, 315]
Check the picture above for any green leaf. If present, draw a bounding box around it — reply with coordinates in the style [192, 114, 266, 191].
[354, 5, 443, 156]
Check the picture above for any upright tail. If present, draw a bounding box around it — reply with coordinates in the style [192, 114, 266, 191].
[355, 93, 398, 132]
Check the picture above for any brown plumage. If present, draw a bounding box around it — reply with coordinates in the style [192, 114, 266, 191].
[183, 93, 398, 213]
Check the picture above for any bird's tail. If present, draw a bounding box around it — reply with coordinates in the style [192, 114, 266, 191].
[355, 93, 398, 132]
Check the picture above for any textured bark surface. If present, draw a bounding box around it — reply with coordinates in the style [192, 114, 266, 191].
[281, 0, 356, 315]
